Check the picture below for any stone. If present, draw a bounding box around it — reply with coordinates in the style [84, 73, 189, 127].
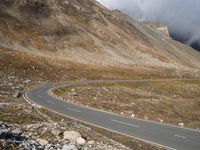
[37, 139, 49, 146]
[70, 89, 77, 96]
[62, 144, 77, 150]
[13, 92, 21, 98]
[0, 139, 6, 147]
[63, 131, 81, 144]
[12, 127, 22, 134]
[0, 121, 3, 126]
[32, 147, 37, 150]
[28, 132, 33, 137]
[24, 79, 31, 84]
[45, 143, 53, 149]
[51, 129, 61, 136]
[144, 115, 149, 120]
[0, 103, 9, 108]
[87, 140, 95, 145]
[179, 122, 184, 127]
[55, 143, 61, 149]
[76, 137, 86, 146]
[15, 84, 24, 89]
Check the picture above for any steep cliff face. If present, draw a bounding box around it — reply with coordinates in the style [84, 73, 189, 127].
[0, 0, 200, 70]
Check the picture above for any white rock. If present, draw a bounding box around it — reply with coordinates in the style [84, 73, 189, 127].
[24, 79, 31, 84]
[179, 122, 184, 127]
[37, 139, 49, 146]
[51, 129, 61, 136]
[12, 127, 22, 134]
[63, 131, 81, 144]
[62, 144, 77, 150]
[87, 140, 95, 145]
[76, 137, 86, 146]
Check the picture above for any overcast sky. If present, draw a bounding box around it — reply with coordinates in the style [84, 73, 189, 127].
[97, 0, 200, 47]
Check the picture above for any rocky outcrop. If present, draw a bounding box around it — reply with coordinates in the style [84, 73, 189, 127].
[141, 21, 170, 38]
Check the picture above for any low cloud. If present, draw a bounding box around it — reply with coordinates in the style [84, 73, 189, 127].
[97, 0, 200, 51]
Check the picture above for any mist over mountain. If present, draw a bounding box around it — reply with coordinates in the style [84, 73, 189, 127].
[97, 0, 200, 52]
[170, 31, 200, 52]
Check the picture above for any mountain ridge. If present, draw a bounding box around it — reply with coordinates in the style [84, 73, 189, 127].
[0, 0, 200, 71]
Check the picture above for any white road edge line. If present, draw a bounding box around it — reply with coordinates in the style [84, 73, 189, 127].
[23, 93, 42, 108]
[68, 107, 82, 113]
[174, 134, 187, 139]
[111, 119, 140, 128]
[24, 91, 177, 150]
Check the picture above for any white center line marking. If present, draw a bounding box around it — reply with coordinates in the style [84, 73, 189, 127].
[68, 107, 82, 113]
[47, 100, 55, 104]
[111, 119, 140, 128]
[174, 134, 187, 139]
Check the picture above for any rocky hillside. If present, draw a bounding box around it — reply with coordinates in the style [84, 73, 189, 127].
[0, 0, 200, 70]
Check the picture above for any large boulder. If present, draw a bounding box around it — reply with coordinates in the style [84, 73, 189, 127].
[63, 131, 85, 145]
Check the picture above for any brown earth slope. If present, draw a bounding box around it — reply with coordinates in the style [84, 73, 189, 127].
[0, 0, 200, 71]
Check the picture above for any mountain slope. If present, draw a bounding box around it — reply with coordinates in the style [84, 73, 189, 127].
[0, 0, 200, 70]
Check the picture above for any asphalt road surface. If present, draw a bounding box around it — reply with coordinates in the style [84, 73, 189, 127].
[25, 80, 200, 150]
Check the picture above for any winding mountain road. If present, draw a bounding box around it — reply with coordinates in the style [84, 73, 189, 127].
[25, 80, 200, 150]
